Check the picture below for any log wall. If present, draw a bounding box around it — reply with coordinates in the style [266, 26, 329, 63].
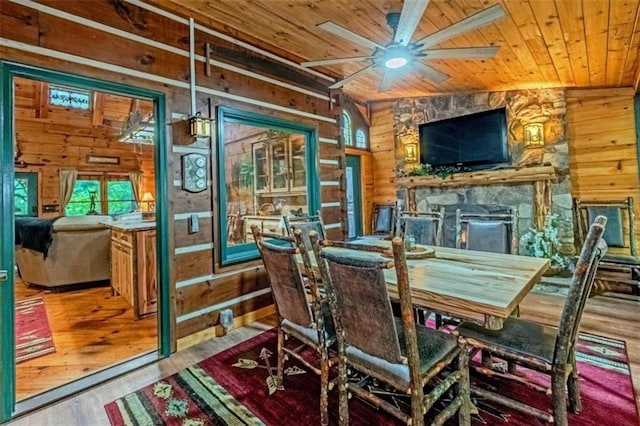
[1, 0, 342, 347]
[566, 88, 640, 254]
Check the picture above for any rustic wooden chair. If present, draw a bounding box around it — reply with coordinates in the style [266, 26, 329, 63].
[283, 210, 326, 252]
[573, 197, 638, 296]
[453, 216, 608, 426]
[311, 233, 472, 426]
[455, 208, 519, 254]
[363, 202, 398, 239]
[398, 207, 445, 246]
[251, 225, 336, 425]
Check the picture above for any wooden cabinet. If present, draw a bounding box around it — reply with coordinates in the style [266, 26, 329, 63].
[242, 215, 285, 242]
[109, 226, 157, 319]
[252, 134, 306, 194]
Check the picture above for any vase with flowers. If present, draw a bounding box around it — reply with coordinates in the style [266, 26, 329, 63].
[519, 213, 566, 275]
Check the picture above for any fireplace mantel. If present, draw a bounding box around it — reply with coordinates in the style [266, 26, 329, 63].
[394, 165, 557, 189]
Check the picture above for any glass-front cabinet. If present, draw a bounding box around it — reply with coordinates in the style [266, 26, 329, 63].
[218, 107, 318, 265]
[252, 132, 307, 194]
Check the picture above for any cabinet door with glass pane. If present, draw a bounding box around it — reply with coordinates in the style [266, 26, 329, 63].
[289, 135, 306, 192]
[269, 137, 289, 193]
[252, 142, 268, 194]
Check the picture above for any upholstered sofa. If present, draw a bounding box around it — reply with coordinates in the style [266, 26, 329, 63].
[15, 215, 113, 289]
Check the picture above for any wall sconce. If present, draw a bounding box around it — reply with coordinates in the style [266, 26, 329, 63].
[141, 192, 155, 212]
[524, 123, 544, 148]
[404, 141, 418, 163]
[189, 112, 212, 138]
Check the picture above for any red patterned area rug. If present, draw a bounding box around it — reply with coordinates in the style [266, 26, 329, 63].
[105, 329, 639, 426]
[15, 296, 56, 363]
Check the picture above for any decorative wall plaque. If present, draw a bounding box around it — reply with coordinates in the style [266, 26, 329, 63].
[182, 153, 207, 193]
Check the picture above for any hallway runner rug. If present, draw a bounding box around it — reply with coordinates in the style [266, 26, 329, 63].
[105, 329, 639, 425]
[15, 296, 56, 363]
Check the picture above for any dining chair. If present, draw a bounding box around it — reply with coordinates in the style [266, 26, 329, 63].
[251, 225, 336, 425]
[455, 208, 518, 254]
[398, 207, 445, 246]
[573, 197, 638, 296]
[283, 210, 326, 252]
[453, 215, 608, 426]
[311, 233, 472, 426]
[363, 202, 398, 239]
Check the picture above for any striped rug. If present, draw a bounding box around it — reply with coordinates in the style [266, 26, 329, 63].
[15, 296, 56, 364]
[106, 364, 264, 426]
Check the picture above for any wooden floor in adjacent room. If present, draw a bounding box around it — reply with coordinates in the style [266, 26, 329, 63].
[14, 277, 158, 401]
[7, 289, 639, 425]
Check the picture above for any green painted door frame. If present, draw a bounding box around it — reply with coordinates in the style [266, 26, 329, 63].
[345, 154, 363, 239]
[0, 62, 171, 422]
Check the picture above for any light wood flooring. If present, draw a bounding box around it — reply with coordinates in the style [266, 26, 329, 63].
[7, 289, 639, 425]
[14, 277, 158, 401]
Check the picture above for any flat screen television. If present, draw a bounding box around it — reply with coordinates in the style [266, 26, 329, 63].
[419, 108, 509, 170]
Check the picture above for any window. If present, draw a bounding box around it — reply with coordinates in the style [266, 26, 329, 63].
[66, 175, 136, 216]
[342, 110, 353, 146]
[218, 107, 319, 265]
[355, 129, 367, 148]
[14, 172, 38, 217]
[49, 85, 91, 110]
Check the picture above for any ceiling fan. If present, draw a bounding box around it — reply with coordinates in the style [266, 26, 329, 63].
[300, 0, 506, 92]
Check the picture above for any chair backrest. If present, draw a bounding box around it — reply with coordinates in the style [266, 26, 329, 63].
[554, 216, 608, 368]
[314, 237, 407, 365]
[371, 203, 397, 235]
[283, 211, 326, 252]
[251, 225, 314, 328]
[399, 207, 445, 246]
[455, 208, 518, 254]
[573, 197, 636, 256]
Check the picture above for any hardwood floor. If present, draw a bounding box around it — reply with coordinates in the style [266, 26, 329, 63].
[7, 288, 639, 425]
[14, 277, 158, 401]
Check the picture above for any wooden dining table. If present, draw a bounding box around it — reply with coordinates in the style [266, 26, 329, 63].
[320, 239, 551, 330]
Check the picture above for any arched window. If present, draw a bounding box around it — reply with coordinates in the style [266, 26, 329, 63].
[355, 129, 367, 148]
[342, 110, 353, 146]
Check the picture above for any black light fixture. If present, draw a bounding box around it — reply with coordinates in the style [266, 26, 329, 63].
[189, 112, 212, 138]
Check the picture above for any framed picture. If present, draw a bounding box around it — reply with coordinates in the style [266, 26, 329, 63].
[86, 155, 120, 165]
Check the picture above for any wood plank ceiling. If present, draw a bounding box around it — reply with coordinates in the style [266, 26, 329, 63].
[157, 0, 640, 102]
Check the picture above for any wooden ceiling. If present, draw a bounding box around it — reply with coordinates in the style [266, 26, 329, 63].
[159, 0, 640, 102]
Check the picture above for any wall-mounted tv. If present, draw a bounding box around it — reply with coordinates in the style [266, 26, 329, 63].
[419, 108, 509, 170]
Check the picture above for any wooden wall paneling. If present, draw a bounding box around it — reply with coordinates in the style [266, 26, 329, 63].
[175, 268, 269, 316]
[174, 251, 214, 282]
[566, 88, 640, 255]
[0, 2, 40, 43]
[176, 293, 274, 339]
[174, 217, 214, 247]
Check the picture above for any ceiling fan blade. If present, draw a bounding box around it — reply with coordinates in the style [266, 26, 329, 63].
[301, 56, 374, 67]
[378, 68, 396, 92]
[424, 46, 499, 59]
[414, 61, 449, 83]
[328, 64, 376, 89]
[415, 4, 506, 49]
[394, 0, 431, 46]
[317, 21, 384, 51]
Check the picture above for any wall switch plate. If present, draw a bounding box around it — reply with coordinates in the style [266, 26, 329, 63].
[189, 214, 199, 233]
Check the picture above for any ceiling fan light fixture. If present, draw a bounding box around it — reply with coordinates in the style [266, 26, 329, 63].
[383, 47, 411, 69]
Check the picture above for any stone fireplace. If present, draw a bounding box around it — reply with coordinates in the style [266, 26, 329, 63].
[392, 89, 574, 255]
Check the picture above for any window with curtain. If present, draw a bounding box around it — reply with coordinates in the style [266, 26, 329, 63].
[66, 174, 136, 216]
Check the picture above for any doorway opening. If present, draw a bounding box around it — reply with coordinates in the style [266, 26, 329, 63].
[1, 63, 169, 420]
